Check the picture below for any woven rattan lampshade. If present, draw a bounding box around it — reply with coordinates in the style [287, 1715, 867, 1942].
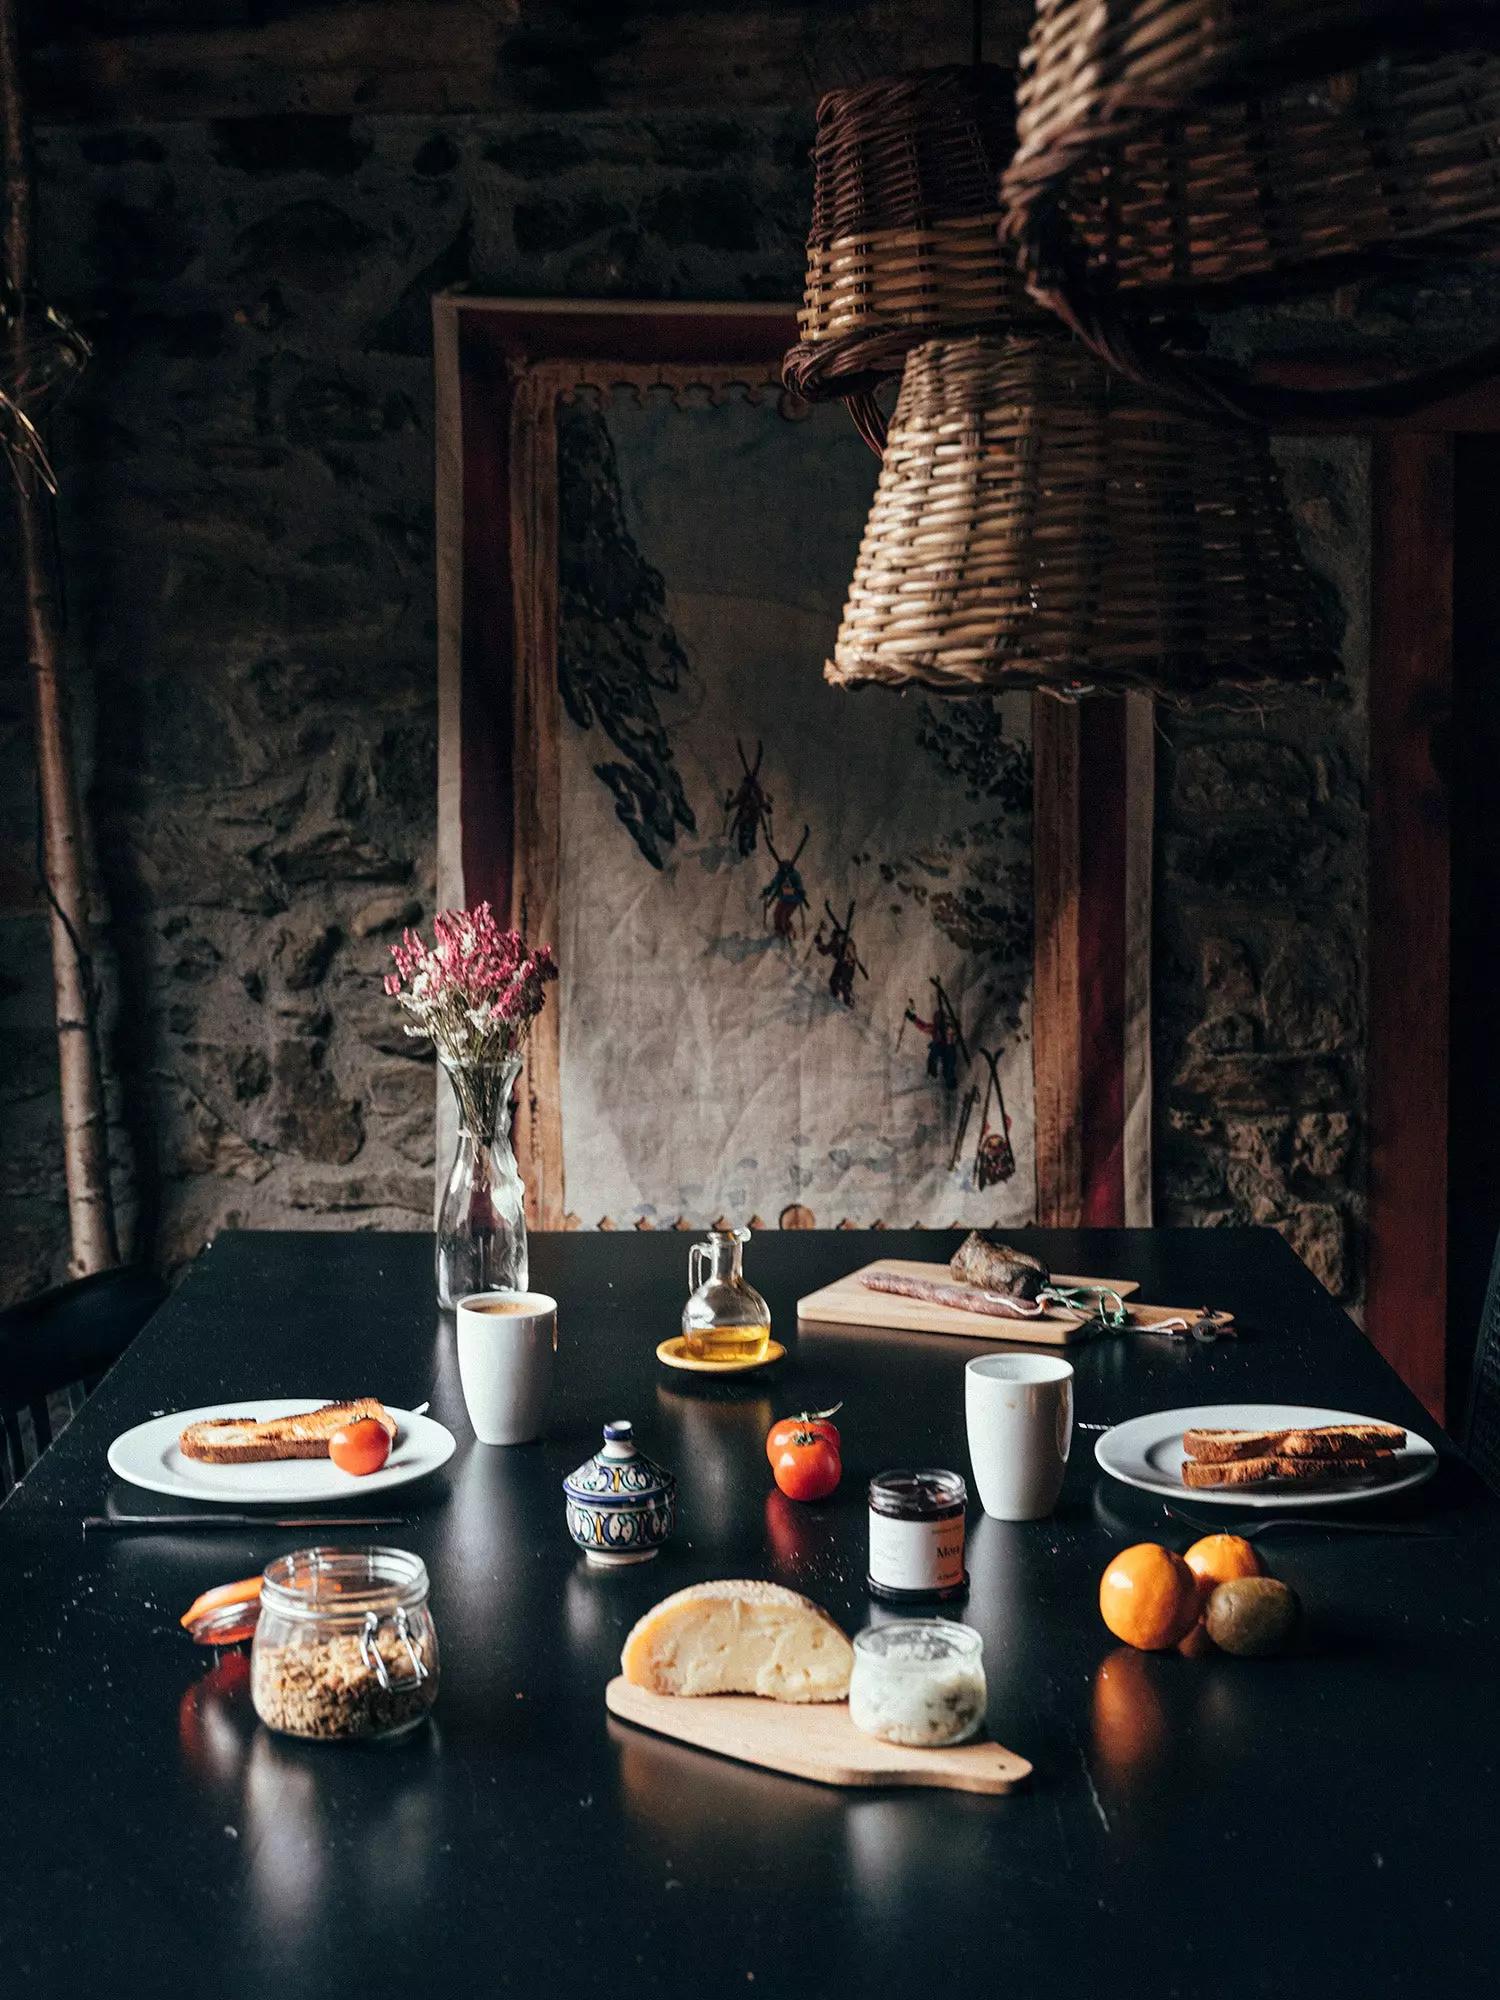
[784, 65, 1036, 439]
[1000, 0, 1500, 422]
[827, 333, 1339, 699]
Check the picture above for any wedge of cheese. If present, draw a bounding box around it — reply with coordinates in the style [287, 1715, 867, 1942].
[620, 1581, 853, 1703]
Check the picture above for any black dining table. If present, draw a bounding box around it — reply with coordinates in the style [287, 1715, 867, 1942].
[3, 1226, 1497, 1999]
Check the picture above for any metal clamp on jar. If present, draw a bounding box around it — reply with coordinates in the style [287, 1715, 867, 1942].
[250, 1546, 439, 1741]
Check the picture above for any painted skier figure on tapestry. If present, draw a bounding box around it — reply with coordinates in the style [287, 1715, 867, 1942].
[902, 977, 967, 1090]
[814, 900, 868, 1007]
[762, 827, 810, 941]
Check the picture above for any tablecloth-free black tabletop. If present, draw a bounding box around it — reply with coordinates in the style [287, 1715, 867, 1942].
[2, 1227, 1494, 2000]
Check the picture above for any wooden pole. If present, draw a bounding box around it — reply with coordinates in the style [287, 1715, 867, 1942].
[1, 0, 117, 1275]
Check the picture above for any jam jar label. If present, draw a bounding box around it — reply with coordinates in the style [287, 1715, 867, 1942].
[868, 1509, 965, 1593]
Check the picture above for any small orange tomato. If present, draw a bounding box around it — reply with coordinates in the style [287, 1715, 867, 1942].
[329, 1417, 392, 1477]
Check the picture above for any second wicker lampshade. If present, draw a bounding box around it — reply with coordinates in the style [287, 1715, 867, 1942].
[827, 333, 1339, 700]
[1000, 0, 1500, 421]
[784, 64, 1033, 434]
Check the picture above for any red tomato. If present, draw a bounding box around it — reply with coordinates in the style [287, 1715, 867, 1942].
[771, 1429, 842, 1503]
[329, 1418, 392, 1477]
[765, 1403, 841, 1467]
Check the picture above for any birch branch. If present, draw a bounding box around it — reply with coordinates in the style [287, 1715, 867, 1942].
[1, 0, 118, 1275]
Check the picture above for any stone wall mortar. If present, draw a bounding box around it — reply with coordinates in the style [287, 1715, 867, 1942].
[0, 90, 1372, 1299]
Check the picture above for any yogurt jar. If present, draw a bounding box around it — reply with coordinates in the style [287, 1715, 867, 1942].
[849, 1620, 986, 1747]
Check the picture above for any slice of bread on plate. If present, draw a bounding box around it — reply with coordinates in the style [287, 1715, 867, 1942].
[179, 1398, 396, 1464]
[1182, 1449, 1396, 1490]
[1183, 1421, 1405, 1464]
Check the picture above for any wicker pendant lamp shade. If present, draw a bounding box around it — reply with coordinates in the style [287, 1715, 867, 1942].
[827, 333, 1339, 700]
[784, 66, 1036, 444]
[1001, 0, 1500, 423]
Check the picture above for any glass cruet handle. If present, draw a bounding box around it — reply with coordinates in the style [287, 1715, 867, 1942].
[689, 1242, 708, 1297]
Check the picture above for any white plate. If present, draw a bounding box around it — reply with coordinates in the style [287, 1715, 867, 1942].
[1094, 1402, 1439, 1509]
[107, 1398, 456, 1505]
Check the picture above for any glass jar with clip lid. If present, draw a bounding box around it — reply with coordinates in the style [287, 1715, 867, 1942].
[681, 1227, 772, 1365]
[249, 1546, 439, 1742]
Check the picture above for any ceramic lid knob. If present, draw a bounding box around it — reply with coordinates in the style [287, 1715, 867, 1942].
[562, 1423, 676, 1504]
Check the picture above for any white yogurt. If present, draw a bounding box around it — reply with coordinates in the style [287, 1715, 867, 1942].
[848, 1620, 986, 1747]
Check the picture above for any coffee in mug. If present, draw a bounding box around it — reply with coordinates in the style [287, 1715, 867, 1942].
[455, 1291, 558, 1445]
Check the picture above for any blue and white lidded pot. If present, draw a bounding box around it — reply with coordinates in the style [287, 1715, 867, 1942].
[563, 1421, 676, 1566]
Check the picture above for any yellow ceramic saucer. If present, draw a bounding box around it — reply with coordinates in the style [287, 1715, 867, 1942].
[655, 1336, 787, 1374]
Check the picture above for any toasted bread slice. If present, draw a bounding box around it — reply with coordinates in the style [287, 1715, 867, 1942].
[1182, 1454, 1283, 1487]
[1182, 1427, 1292, 1464]
[1275, 1424, 1406, 1458]
[1182, 1450, 1396, 1489]
[1182, 1421, 1406, 1464]
[179, 1398, 396, 1464]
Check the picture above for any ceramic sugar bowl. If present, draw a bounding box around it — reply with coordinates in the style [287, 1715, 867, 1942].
[563, 1421, 676, 1566]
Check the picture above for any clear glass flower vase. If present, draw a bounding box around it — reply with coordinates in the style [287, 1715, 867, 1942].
[436, 1054, 528, 1309]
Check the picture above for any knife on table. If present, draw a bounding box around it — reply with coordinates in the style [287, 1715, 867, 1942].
[83, 1514, 414, 1532]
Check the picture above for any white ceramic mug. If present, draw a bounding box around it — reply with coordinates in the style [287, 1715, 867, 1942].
[964, 1352, 1074, 1521]
[455, 1291, 558, 1445]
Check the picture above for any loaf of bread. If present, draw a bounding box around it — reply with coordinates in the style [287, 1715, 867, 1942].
[620, 1581, 853, 1702]
[179, 1398, 396, 1464]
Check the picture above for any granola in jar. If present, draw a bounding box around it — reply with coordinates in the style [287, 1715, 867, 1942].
[250, 1547, 439, 1742]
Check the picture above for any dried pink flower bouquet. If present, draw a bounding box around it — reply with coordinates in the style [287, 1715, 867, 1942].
[385, 903, 557, 1134]
[385, 903, 556, 1059]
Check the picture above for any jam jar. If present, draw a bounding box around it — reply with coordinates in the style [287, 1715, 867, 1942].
[250, 1546, 439, 1741]
[866, 1469, 969, 1603]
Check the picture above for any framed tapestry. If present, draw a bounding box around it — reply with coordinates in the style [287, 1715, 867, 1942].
[433, 298, 1153, 1232]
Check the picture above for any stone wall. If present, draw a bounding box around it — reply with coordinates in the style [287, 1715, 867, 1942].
[0, 27, 1371, 1304]
[1154, 440, 1370, 1303]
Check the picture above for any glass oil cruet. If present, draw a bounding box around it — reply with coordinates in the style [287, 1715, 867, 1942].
[682, 1228, 771, 1365]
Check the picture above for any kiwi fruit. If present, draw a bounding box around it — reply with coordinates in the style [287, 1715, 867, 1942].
[1204, 1576, 1301, 1657]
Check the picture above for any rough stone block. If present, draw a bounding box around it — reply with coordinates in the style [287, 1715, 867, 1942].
[1277, 1203, 1347, 1298]
[287, 1170, 430, 1213]
[273, 920, 341, 990]
[1172, 740, 1315, 818]
[366, 1065, 433, 1121]
[1293, 1111, 1354, 1181]
[351, 892, 421, 939]
[1199, 937, 1257, 1012]
[271, 1040, 363, 1163]
[1260, 935, 1358, 1052]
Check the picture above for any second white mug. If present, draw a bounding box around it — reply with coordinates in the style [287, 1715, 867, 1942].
[456, 1290, 558, 1445]
[964, 1352, 1074, 1521]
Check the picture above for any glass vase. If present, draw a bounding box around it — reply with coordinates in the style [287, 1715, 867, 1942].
[436, 1053, 527, 1309]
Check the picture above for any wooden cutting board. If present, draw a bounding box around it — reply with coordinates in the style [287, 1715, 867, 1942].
[796, 1260, 1140, 1346]
[605, 1678, 1031, 1794]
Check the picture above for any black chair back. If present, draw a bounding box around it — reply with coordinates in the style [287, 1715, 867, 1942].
[0, 1266, 167, 1495]
[1465, 1228, 1500, 1494]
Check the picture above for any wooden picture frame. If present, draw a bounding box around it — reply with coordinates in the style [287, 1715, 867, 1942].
[433, 297, 1154, 1234]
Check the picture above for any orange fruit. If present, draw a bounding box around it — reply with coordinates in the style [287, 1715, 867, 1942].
[1099, 1542, 1201, 1650]
[1183, 1533, 1267, 1609]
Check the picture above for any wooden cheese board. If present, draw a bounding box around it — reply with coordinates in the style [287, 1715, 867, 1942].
[605, 1678, 1031, 1794]
[795, 1260, 1141, 1346]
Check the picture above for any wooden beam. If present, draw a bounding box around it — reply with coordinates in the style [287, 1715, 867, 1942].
[1032, 692, 1082, 1227]
[1366, 434, 1454, 1421]
[506, 363, 564, 1232]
